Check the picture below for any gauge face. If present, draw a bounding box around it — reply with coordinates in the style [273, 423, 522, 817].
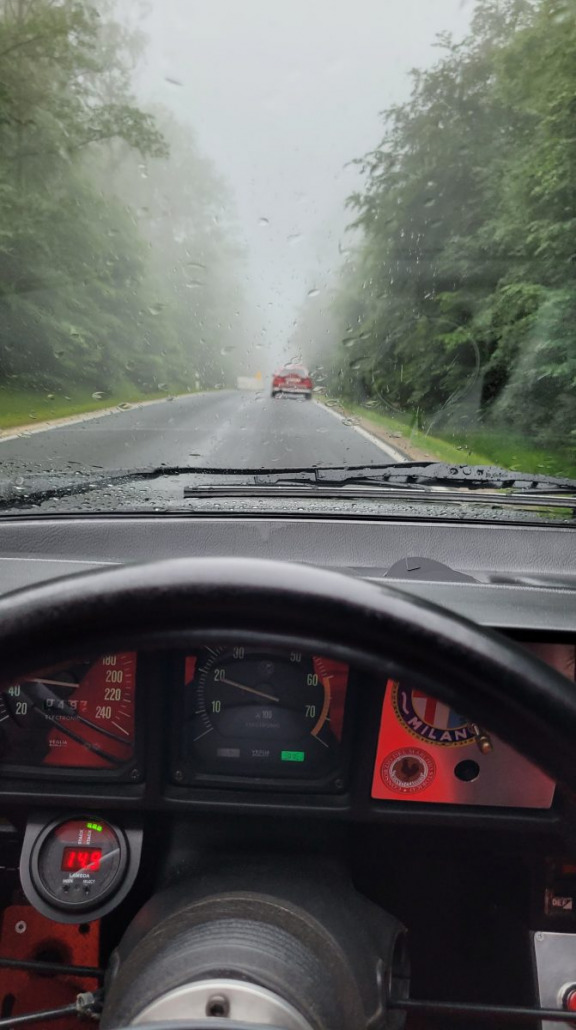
[0, 653, 136, 772]
[33, 817, 126, 912]
[179, 647, 349, 783]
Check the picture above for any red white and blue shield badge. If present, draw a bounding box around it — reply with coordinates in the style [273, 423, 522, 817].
[392, 684, 475, 747]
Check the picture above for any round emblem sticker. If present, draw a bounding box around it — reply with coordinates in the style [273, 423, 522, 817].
[392, 684, 475, 747]
[381, 748, 436, 794]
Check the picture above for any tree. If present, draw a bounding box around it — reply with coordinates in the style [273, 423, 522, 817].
[325, 0, 576, 448]
[0, 0, 248, 400]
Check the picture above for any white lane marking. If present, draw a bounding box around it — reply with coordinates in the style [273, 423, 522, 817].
[0, 393, 213, 445]
[315, 402, 406, 463]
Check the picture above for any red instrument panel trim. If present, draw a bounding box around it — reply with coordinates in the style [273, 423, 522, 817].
[371, 678, 556, 808]
[372, 642, 574, 808]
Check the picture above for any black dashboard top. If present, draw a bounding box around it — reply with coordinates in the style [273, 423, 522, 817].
[0, 514, 574, 631]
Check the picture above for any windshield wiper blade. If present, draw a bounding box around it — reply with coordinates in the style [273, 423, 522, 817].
[0, 465, 325, 509]
[240, 462, 576, 494]
[0, 467, 183, 508]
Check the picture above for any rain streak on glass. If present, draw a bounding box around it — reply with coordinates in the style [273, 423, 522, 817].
[0, 0, 571, 510]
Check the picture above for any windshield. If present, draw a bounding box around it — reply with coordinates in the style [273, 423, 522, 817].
[0, 0, 574, 515]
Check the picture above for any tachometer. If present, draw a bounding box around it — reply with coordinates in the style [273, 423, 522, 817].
[176, 647, 349, 785]
[0, 653, 137, 774]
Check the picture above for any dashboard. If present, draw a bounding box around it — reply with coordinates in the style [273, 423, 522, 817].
[0, 637, 572, 813]
[0, 513, 575, 1023]
[0, 513, 575, 827]
[0, 512, 574, 826]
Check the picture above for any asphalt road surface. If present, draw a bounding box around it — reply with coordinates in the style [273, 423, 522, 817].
[0, 391, 402, 475]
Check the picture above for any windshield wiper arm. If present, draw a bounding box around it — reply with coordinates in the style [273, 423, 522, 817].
[241, 462, 576, 494]
[0, 462, 575, 511]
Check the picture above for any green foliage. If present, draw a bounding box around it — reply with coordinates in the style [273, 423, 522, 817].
[322, 0, 576, 463]
[0, 0, 245, 409]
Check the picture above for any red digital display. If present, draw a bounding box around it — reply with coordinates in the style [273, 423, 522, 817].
[61, 847, 102, 873]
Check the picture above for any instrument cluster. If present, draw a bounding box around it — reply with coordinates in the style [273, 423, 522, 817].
[0, 639, 573, 811]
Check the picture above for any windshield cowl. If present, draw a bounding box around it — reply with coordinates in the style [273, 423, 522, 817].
[0, 465, 574, 525]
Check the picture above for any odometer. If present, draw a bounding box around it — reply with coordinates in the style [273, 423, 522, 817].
[0, 653, 137, 774]
[177, 647, 349, 785]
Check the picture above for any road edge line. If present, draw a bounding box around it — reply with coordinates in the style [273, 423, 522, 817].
[0, 392, 208, 445]
[315, 401, 407, 462]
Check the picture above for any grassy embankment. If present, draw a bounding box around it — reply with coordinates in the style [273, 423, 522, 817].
[0, 386, 180, 431]
[338, 401, 576, 479]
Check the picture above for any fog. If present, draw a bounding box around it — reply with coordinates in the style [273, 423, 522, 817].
[133, 0, 473, 373]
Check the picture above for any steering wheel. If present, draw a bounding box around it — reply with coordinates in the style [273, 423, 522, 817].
[1, 556, 575, 1030]
[0, 556, 574, 790]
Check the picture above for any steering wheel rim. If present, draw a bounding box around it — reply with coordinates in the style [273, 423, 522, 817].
[0, 556, 574, 793]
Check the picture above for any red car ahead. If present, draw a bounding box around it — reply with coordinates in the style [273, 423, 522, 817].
[271, 363, 313, 400]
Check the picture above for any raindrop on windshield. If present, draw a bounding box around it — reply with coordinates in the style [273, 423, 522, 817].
[220, 346, 235, 355]
[91, 391, 105, 400]
[165, 75, 183, 86]
[258, 217, 270, 227]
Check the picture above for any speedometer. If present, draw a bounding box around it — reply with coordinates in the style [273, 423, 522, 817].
[175, 647, 349, 786]
[0, 653, 137, 775]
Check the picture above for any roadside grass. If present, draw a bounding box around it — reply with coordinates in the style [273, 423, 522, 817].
[341, 402, 493, 466]
[336, 401, 576, 479]
[0, 385, 178, 430]
[455, 430, 576, 480]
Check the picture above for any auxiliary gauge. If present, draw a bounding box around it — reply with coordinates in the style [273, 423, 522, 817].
[20, 814, 142, 923]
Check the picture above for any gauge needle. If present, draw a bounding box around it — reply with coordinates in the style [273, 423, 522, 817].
[221, 678, 279, 703]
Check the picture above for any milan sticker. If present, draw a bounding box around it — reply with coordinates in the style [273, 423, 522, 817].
[392, 684, 475, 747]
[381, 748, 436, 794]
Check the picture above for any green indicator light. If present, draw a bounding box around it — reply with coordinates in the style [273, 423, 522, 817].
[86, 822, 103, 832]
[281, 750, 305, 763]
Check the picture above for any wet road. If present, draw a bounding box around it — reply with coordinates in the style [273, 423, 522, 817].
[0, 390, 402, 474]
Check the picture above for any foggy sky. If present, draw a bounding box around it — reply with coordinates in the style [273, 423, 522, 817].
[134, 0, 473, 369]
